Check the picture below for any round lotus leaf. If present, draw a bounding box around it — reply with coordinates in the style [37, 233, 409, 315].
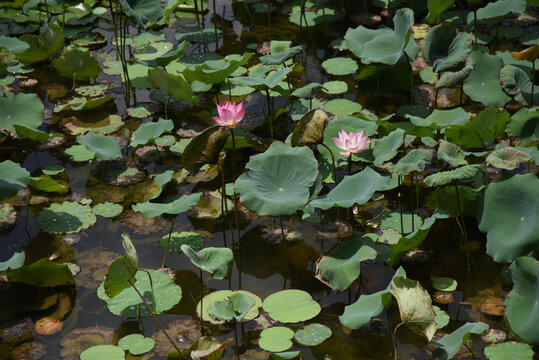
[321, 80, 348, 94]
[234, 142, 318, 217]
[294, 324, 331, 346]
[131, 118, 174, 147]
[479, 174, 539, 263]
[53, 49, 100, 81]
[80, 345, 124, 360]
[97, 269, 182, 318]
[433, 306, 450, 329]
[38, 201, 97, 234]
[484, 342, 534, 360]
[486, 147, 532, 170]
[42, 165, 65, 175]
[321, 57, 358, 76]
[206, 292, 258, 322]
[155, 135, 176, 147]
[0, 92, 43, 133]
[65, 115, 124, 136]
[181, 245, 233, 280]
[263, 289, 321, 323]
[259, 326, 294, 352]
[65, 144, 96, 161]
[197, 290, 262, 324]
[392, 149, 434, 175]
[324, 98, 362, 116]
[118, 334, 155, 355]
[159, 231, 204, 253]
[77, 133, 122, 160]
[481, 329, 507, 344]
[0, 160, 30, 200]
[126, 105, 152, 119]
[92, 203, 123, 218]
[72, 31, 107, 48]
[75, 84, 108, 97]
[432, 277, 457, 291]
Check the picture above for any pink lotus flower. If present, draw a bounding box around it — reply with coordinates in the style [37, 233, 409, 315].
[213, 101, 245, 128]
[331, 129, 371, 157]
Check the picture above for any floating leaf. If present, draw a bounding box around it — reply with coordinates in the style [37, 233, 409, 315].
[182, 126, 228, 173]
[294, 324, 331, 346]
[433, 277, 457, 291]
[0, 92, 44, 133]
[0, 251, 25, 271]
[80, 345, 124, 360]
[77, 133, 122, 161]
[390, 277, 436, 341]
[263, 289, 321, 323]
[14, 124, 60, 141]
[0, 160, 30, 200]
[434, 306, 450, 329]
[131, 118, 174, 147]
[504, 256, 539, 344]
[484, 342, 534, 360]
[339, 267, 406, 329]
[407, 108, 470, 129]
[132, 193, 202, 217]
[235, 142, 318, 217]
[259, 327, 294, 352]
[118, 334, 155, 355]
[188, 336, 233, 360]
[98, 269, 182, 318]
[159, 231, 204, 254]
[486, 147, 531, 170]
[324, 98, 362, 116]
[181, 245, 233, 280]
[315, 240, 377, 291]
[38, 201, 96, 234]
[433, 322, 489, 359]
[65, 144, 95, 162]
[53, 49, 100, 80]
[197, 290, 262, 324]
[29, 175, 69, 193]
[479, 174, 539, 263]
[92, 203, 123, 218]
[321, 80, 348, 94]
[206, 292, 257, 322]
[54, 96, 114, 113]
[291, 109, 328, 147]
[321, 57, 358, 76]
[7, 258, 75, 287]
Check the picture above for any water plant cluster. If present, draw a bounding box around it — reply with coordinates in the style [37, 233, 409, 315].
[0, 0, 538, 359]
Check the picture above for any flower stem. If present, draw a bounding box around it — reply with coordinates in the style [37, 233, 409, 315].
[320, 143, 338, 184]
[347, 154, 352, 175]
[161, 218, 174, 268]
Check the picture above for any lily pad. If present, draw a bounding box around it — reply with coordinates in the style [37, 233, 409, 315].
[0, 92, 44, 133]
[42, 165, 65, 175]
[133, 193, 202, 218]
[38, 201, 96, 234]
[259, 327, 294, 352]
[294, 324, 332, 346]
[434, 306, 450, 329]
[197, 290, 262, 324]
[321, 57, 358, 76]
[159, 231, 204, 253]
[433, 322, 489, 359]
[54, 96, 114, 113]
[324, 99, 362, 116]
[77, 133, 122, 161]
[7, 258, 75, 287]
[484, 342, 534, 360]
[53, 49, 100, 80]
[92, 203, 123, 218]
[181, 245, 233, 280]
[75, 85, 108, 97]
[118, 334, 155, 355]
[321, 80, 348, 94]
[263, 289, 321, 323]
[65, 144, 96, 161]
[29, 175, 69, 193]
[80, 345, 124, 360]
[206, 292, 257, 322]
[0, 251, 25, 271]
[432, 277, 457, 291]
[0, 160, 30, 200]
[97, 269, 182, 318]
[131, 118, 174, 147]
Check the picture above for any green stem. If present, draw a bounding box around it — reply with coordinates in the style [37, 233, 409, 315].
[393, 322, 403, 360]
[279, 215, 286, 243]
[230, 128, 242, 289]
[193, 0, 208, 52]
[153, 140, 162, 162]
[454, 183, 470, 272]
[410, 172, 414, 232]
[404, 51, 413, 113]
[200, 269, 205, 336]
[265, 88, 274, 141]
[398, 175, 404, 235]
[165, 95, 170, 119]
[532, 60, 535, 107]
[347, 154, 352, 175]
[321, 143, 338, 184]
[161, 218, 173, 268]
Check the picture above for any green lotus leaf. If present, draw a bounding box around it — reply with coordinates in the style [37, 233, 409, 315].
[423, 23, 471, 72]
[288, 6, 343, 26]
[424, 164, 481, 187]
[390, 277, 436, 341]
[29, 175, 69, 193]
[407, 108, 470, 129]
[0, 92, 43, 133]
[80, 345, 124, 360]
[486, 147, 532, 170]
[98, 269, 182, 318]
[479, 174, 539, 262]
[375, 210, 423, 234]
[435, 57, 474, 89]
[344, 8, 414, 65]
[484, 342, 534, 360]
[324, 98, 362, 116]
[259, 326, 294, 352]
[38, 201, 97, 234]
[321, 80, 348, 94]
[426, 0, 455, 23]
[165, 0, 188, 19]
[437, 140, 468, 167]
[229, 67, 293, 89]
[16, 24, 64, 65]
[433, 277, 457, 291]
[65, 144, 96, 161]
[291, 83, 322, 99]
[268, 351, 302, 360]
[132, 192, 202, 217]
[291, 109, 328, 147]
[445, 108, 510, 148]
[0, 35, 30, 53]
[307, 167, 390, 211]
[147, 66, 198, 104]
[159, 231, 204, 254]
[118, 334, 155, 355]
[134, 41, 175, 62]
[434, 306, 450, 329]
[391, 149, 433, 175]
[433, 322, 489, 359]
[321, 57, 358, 76]
[54, 95, 114, 113]
[7, 258, 75, 287]
[181, 245, 233, 280]
[126, 105, 152, 119]
[118, 0, 164, 28]
[0, 160, 30, 200]
[507, 108, 538, 146]
[259, 40, 301, 65]
[197, 290, 262, 324]
[77, 133, 122, 161]
[235, 142, 318, 217]
[504, 257, 539, 344]
[425, 186, 481, 217]
[42, 165, 64, 175]
[104, 256, 137, 298]
[92, 203, 123, 218]
[0, 251, 24, 271]
[182, 53, 252, 85]
[500, 64, 539, 105]
[477, 0, 526, 23]
[373, 128, 405, 166]
[71, 31, 108, 48]
[263, 289, 321, 323]
[182, 126, 228, 173]
[294, 323, 331, 347]
[463, 49, 510, 107]
[14, 124, 61, 141]
[131, 118, 173, 147]
[315, 240, 377, 291]
[53, 49, 100, 80]
[339, 267, 406, 329]
[387, 210, 450, 266]
[206, 292, 257, 322]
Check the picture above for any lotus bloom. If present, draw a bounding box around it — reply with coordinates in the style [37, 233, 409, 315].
[331, 130, 371, 157]
[213, 101, 245, 128]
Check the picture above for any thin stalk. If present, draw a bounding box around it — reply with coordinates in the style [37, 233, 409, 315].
[139, 268, 157, 332]
[218, 163, 234, 249]
[282, 62, 292, 92]
[279, 215, 286, 243]
[109, 0, 120, 61]
[347, 154, 352, 175]
[152, 140, 163, 162]
[267, 0, 271, 36]
[410, 172, 414, 232]
[454, 183, 470, 272]
[161, 218, 174, 268]
[62, 0, 66, 31]
[320, 143, 338, 184]
[233, 318, 240, 357]
[128, 279, 184, 356]
[199, 269, 205, 336]
[230, 128, 242, 289]
[532, 60, 535, 107]
[398, 175, 404, 235]
[165, 95, 170, 119]
[265, 88, 274, 141]
[212, 0, 218, 50]
[193, 0, 208, 52]
[473, 10, 478, 50]
[393, 322, 404, 360]
[434, 88, 439, 109]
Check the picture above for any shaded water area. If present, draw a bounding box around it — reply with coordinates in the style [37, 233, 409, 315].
[0, 0, 538, 359]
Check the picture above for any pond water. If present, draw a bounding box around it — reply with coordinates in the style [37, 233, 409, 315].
[0, 0, 537, 359]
